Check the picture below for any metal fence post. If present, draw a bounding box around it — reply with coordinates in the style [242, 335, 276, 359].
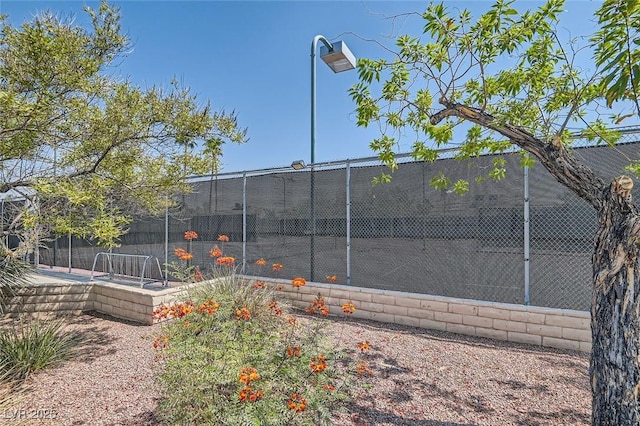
[346, 161, 351, 286]
[524, 164, 531, 305]
[242, 172, 247, 274]
[164, 196, 169, 286]
[68, 233, 72, 274]
[345, 160, 351, 285]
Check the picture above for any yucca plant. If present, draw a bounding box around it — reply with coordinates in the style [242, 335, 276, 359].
[0, 317, 75, 381]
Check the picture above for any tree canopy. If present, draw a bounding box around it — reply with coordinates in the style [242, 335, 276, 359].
[0, 1, 247, 247]
[350, 0, 639, 191]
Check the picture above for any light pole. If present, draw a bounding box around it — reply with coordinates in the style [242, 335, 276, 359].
[310, 35, 357, 282]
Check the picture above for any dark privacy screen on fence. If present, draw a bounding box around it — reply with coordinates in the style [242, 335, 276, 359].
[39, 135, 640, 311]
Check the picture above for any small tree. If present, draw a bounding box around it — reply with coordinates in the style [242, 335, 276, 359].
[350, 0, 640, 423]
[0, 1, 247, 248]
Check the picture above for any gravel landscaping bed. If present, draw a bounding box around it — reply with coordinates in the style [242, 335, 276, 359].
[10, 311, 590, 425]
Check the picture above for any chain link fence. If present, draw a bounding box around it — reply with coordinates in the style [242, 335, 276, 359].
[37, 130, 640, 311]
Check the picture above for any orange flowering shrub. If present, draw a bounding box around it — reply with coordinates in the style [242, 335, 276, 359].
[255, 258, 267, 266]
[310, 354, 327, 373]
[153, 336, 169, 349]
[342, 302, 356, 315]
[291, 277, 306, 288]
[153, 301, 195, 320]
[287, 393, 307, 413]
[326, 275, 338, 283]
[272, 263, 283, 272]
[305, 295, 330, 316]
[154, 257, 358, 424]
[238, 367, 260, 385]
[268, 301, 282, 315]
[217, 234, 230, 242]
[184, 230, 198, 240]
[235, 307, 251, 321]
[357, 340, 371, 352]
[286, 346, 301, 358]
[216, 256, 235, 267]
[173, 248, 193, 262]
[238, 387, 263, 402]
[197, 299, 220, 315]
[208, 245, 222, 258]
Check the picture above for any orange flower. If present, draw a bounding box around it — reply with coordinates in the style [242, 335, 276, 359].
[152, 336, 169, 349]
[208, 245, 222, 258]
[357, 340, 371, 352]
[197, 299, 220, 315]
[216, 256, 235, 267]
[287, 316, 297, 325]
[238, 387, 263, 403]
[342, 302, 356, 315]
[217, 234, 230, 242]
[306, 294, 330, 316]
[184, 230, 198, 241]
[355, 361, 372, 376]
[238, 387, 249, 402]
[255, 258, 267, 266]
[193, 266, 203, 282]
[326, 275, 338, 283]
[291, 277, 306, 288]
[286, 346, 301, 357]
[272, 263, 283, 272]
[310, 354, 327, 373]
[276, 285, 284, 291]
[236, 307, 251, 321]
[323, 383, 335, 392]
[249, 389, 263, 402]
[238, 367, 260, 385]
[287, 393, 307, 413]
[154, 301, 195, 319]
[174, 248, 193, 261]
[253, 280, 266, 289]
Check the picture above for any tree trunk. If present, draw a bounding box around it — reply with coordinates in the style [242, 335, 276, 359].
[591, 177, 640, 425]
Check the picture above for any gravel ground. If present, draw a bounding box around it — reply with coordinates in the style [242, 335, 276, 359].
[8, 311, 590, 426]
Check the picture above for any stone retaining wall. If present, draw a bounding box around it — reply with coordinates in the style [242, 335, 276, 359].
[257, 278, 591, 353]
[3, 278, 591, 353]
[4, 283, 94, 317]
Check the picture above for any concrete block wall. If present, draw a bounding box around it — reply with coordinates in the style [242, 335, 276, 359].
[4, 283, 94, 317]
[2, 279, 592, 354]
[252, 277, 592, 353]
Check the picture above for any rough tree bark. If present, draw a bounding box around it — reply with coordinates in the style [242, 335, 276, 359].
[591, 177, 640, 425]
[431, 100, 640, 424]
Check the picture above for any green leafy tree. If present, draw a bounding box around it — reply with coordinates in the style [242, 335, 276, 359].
[0, 1, 247, 248]
[350, 0, 640, 423]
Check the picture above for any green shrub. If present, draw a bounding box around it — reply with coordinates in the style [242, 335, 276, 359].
[153, 272, 354, 425]
[0, 317, 75, 381]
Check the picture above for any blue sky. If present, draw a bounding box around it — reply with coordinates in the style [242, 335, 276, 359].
[1, 1, 602, 173]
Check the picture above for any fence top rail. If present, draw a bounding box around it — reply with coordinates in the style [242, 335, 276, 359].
[187, 126, 640, 183]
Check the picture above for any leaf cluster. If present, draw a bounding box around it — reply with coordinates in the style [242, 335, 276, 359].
[351, 0, 639, 193]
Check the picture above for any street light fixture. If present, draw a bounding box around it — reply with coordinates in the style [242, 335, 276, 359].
[310, 35, 357, 281]
[291, 160, 306, 170]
